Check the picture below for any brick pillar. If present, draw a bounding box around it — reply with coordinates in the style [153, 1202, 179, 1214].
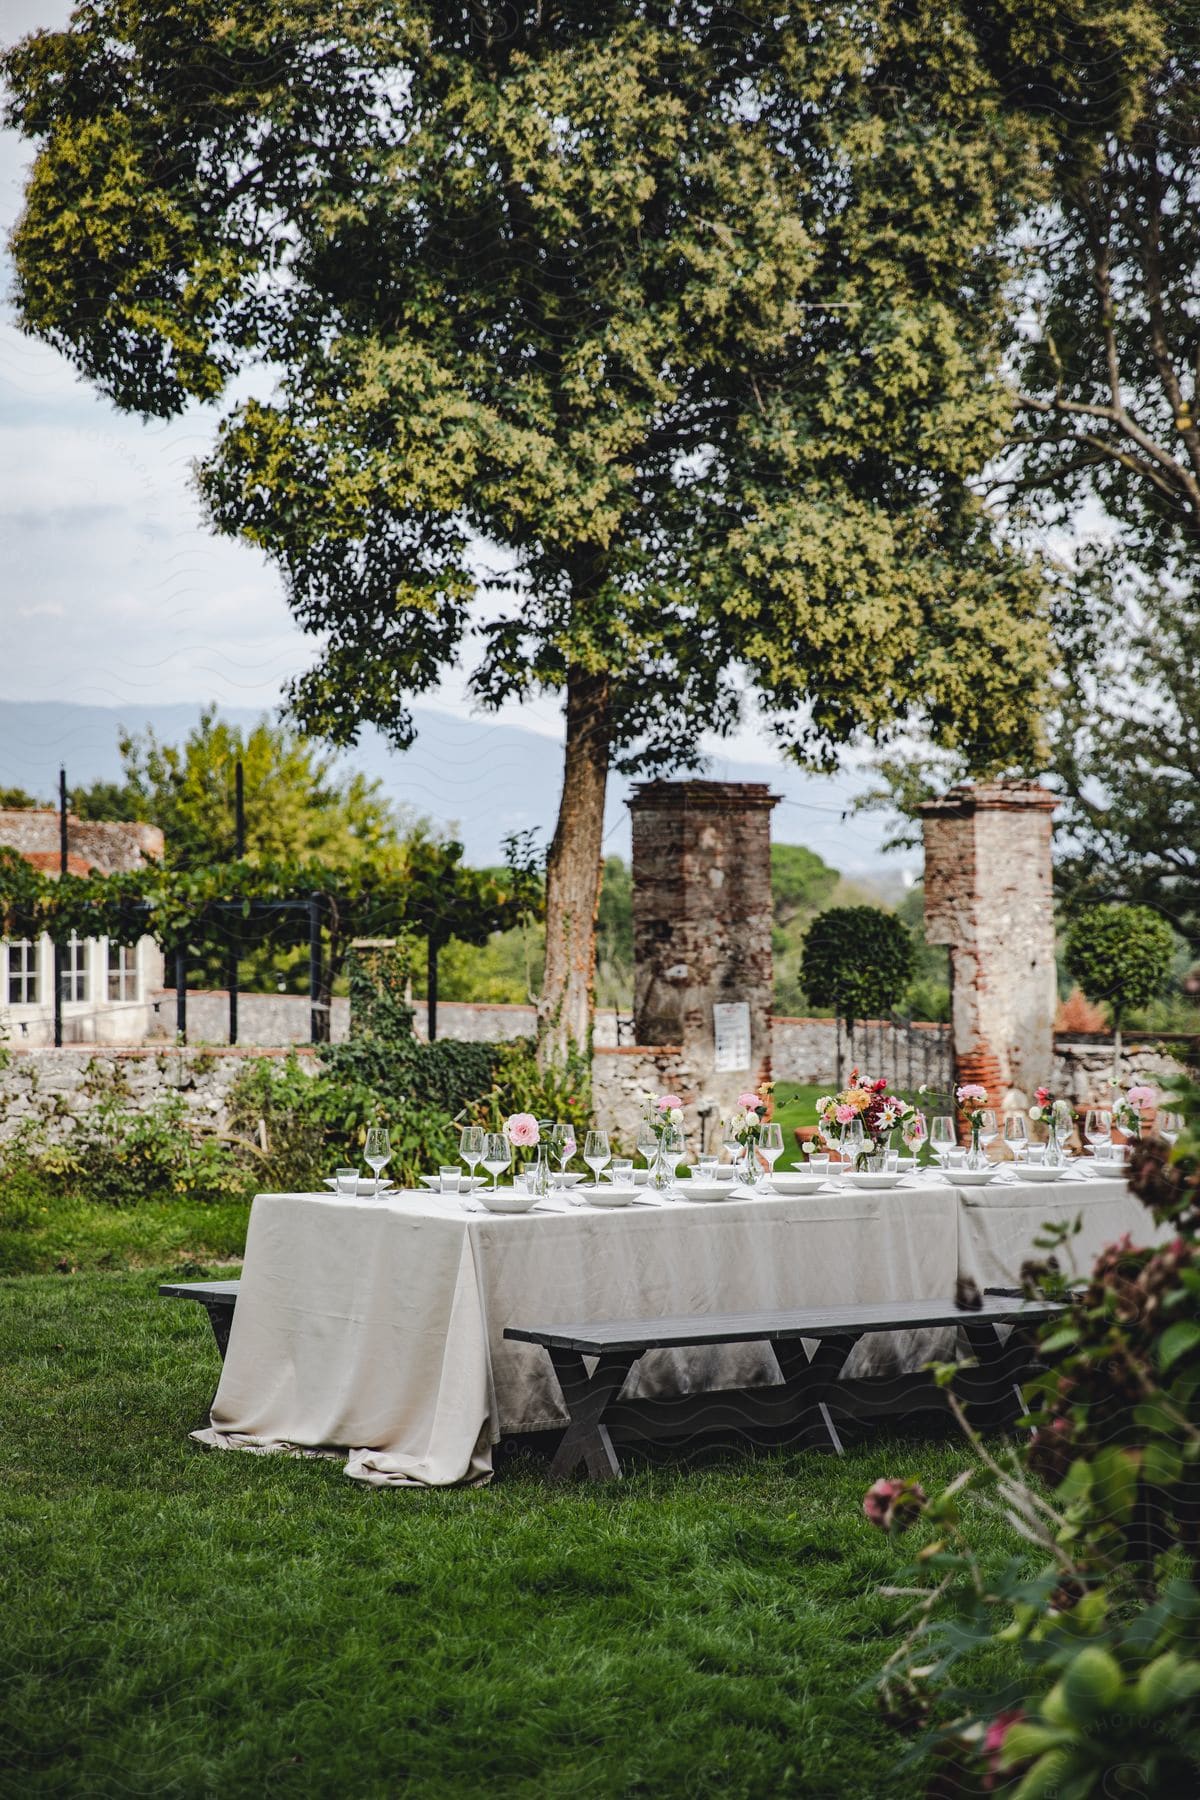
[629, 781, 780, 1078]
[919, 781, 1058, 1101]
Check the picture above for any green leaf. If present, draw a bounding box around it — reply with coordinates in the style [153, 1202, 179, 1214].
[1158, 1320, 1200, 1371]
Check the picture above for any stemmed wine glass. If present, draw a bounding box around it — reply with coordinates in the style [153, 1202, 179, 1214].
[459, 1125, 485, 1189]
[930, 1116, 956, 1168]
[636, 1118, 660, 1174]
[364, 1126, 391, 1197]
[1084, 1109, 1112, 1157]
[977, 1109, 999, 1160]
[757, 1122, 783, 1188]
[658, 1124, 685, 1196]
[482, 1131, 510, 1192]
[1003, 1114, 1029, 1163]
[549, 1120, 577, 1172]
[584, 1129, 611, 1185]
[838, 1118, 864, 1177]
[1159, 1111, 1183, 1145]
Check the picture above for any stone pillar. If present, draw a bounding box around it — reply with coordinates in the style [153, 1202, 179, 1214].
[919, 781, 1058, 1101]
[629, 781, 780, 1078]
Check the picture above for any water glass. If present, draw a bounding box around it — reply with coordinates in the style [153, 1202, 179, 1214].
[838, 1119, 864, 1173]
[884, 1150, 899, 1173]
[550, 1121, 577, 1170]
[758, 1123, 784, 1179]
[438, 1166, 461, 1194]
[608, 1156, 633, 1185]
[1003, 1115, 1028, 1162]
[1159, 1111, 1183, 1144]
[695, 1154, 718, 1178]
[978, 1109, 999, 1150]
[482, 1131, 510, 1191]
[1084, 1109, 1112, 1153]
[584, 1129, 611, 1183]
[808, 1153, 830, 1175]
[335, 1166, 359, 1196]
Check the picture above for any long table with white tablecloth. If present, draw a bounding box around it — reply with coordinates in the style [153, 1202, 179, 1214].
[193, 1171, 1158, 1487]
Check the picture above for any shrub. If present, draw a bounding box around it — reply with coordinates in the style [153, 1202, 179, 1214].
[800, 905, 915, 1029]
[1065, 904, 1175, 1032]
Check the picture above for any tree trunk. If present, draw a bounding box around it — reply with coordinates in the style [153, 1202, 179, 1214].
[538, 666, 611, 1068]
[427, 934, 439, 1042]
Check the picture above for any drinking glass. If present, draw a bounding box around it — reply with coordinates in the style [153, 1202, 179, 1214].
[659, 1125, 686, 1193]
[695, 1153, 718, 1178]
[584, 1129, 611, 1183]
[930, 1116, 956, 1168]
[438, 1166, 461, 1194]
[609, 1156, 633, 1186]
[636, 1122, 660, 1169]
[482, 1131, 510, 1191]
[364, 1127, 391, 1196]
[1160, 1111, 1183, 1144]
[758, 1122, 783, 1183]
[1084, 1109, 1112, 1154]
[838, 1119, 864, 1174]
[335, 1166, 359, 1196]
[1003, 1115, 1029, 1163]
[549, 1121, 577, 1171]
[977, 1109, 999, 1151]
[459, 1125, 485, 1185]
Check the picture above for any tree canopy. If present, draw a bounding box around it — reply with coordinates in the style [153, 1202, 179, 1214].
[800, 904, 915, 1031]
[7, 0, 1144, 1056]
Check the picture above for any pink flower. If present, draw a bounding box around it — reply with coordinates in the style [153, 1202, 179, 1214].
[862, 1477, 927, 1533]
[504, 1113, 539, 1147]
[1127, 1085, 1155, 1107]
[983, 1710, 1025, 1789]
[957, 1083, 987, 1104]
[1035, 1086, 1051, 1106]
[657, 1093, 683, 1111]
[835, 1104, 856, 1124]
[737, 1091, 761, 1109]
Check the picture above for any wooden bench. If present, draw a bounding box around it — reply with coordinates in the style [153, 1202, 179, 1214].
[159, 1280, 240, 1359]
[505, 1293, 1062, 1481]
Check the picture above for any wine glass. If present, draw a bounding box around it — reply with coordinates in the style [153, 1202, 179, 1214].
[658, 1124, 685, 1195]
[1159, 1111, 1183, 1144]
[977, 1109, 999, 1154]
[364, 1126, 391, 1197]
[1084, 1109, 1112, 1156]
[757, 1122, 783, 1186]
[636, 1119, 659, 1170]
[838, 1118, 864, 1175]
[584, 1129, 611, 1184]
[930, 1116, 956, 1168]
[1003, 1114, 1029, 1163]
[459, 1125, 484, 1188]
[482, 1131, 510, 1191]
[549, 1121, 577, 1173]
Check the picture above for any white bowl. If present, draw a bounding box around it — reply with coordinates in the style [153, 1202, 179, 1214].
[678, 1181, 736, 1203]
[475, 1188, 541, 1214]
[768, 1173, 829, 1197]
[323, 1177, 394, 1197]
[1021, 1165, 1067, 1183]
[419, 1174, 486, 1192]
[580, 1185, 638, 1208]
[842, 1171, 905, 1191]
[551, 1172, 587, 1188]
[944, 1168, 997, 1188]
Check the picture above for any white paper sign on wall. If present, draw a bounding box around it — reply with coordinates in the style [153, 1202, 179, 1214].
[712, 1001, 752, 1072]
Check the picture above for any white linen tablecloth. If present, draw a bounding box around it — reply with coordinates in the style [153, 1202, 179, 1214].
[954, 1170, 1165, 1292]
[194, 1183, 959, 1488]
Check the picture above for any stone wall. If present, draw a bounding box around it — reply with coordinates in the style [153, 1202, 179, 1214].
[0, 808, 164, 872]
[1053, 1034, 1196, 1106]
[591, 1047, 758, 1155]
[0, 1044, 320, 1144]
[146, 992, 622, 1048]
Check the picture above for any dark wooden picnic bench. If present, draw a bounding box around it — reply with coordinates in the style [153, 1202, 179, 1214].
[159, 1280, 240, 1358]
[505, 1293, 1063, 1481]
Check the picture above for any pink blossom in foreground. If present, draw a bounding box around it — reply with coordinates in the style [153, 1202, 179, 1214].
[956, 1083, 987, 1103]
[983, 1710, 1025, 1790]
[737, 1091, 761, 1109]
[657, 1093, 683, 1111]
[1127, 1084, 1155, 1108]
[504, 1113, 540, 1147]
[862, 1477, 927, 1533]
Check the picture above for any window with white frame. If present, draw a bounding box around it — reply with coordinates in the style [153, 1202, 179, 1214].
[5, 939, 38, 1006]
[107, 940, 138, 1002]
[60, 933, 86, 1003]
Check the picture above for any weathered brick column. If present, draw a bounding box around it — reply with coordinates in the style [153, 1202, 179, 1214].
[919, 781, 1058, 1101]
[629, 781, 780, 1081]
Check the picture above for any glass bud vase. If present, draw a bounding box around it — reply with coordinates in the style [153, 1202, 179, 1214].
[528, 1144, 551, 1198]
[965, 1125, 987, 1171]
[1044, 1125, 1065, 1168]
[649, 1141, 674, 1192]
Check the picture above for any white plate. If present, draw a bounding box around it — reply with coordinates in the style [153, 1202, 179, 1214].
[475, 1189, 541, 1214]
[943, 1168, 998, 1188]
[323, 1177, 395, 1196]
[553, 1172, 587, 1188]
[842, 1171, 905, 1190]
[768, 1173, 829, 1196]
[579, 1185, 638, 1208]
[419, 1174, 486, 1192]
[677, 1181, 737, 1203]
[1021, 1165, 1067, 1183]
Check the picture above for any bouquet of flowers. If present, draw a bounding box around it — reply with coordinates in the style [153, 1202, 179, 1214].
[1028, 1087, 1073, 1134]
[643, 1092, 685, 1141]
[723, 1084, 772, 1149]
[1113, 1084, 1155, 1137]
[814, 1069, 918, 1163]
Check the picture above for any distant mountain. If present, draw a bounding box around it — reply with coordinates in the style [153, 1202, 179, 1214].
[0, 697, 906, 876]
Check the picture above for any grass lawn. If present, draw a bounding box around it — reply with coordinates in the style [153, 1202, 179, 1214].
[0, 1265, 1026, 1798]
[771, 1085, 826, 1169]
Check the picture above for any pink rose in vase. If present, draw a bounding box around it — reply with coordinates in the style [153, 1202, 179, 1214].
[504, 1113, 540, 1148]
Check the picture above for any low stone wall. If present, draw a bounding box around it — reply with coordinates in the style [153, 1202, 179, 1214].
[0, 1044, 319, 1145]
[592, 1048, 760, 1155]
[1053, 1034, 1196, 1106]
[147, 991, 621, 1048]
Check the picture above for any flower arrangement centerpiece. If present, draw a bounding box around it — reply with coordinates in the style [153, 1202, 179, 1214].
[503, 1112, 548, 1195]
[1029, 1087, 1074, 1166]
[1114, 1084, 1156, 1140]
[813, 1069, 919, 1171]
[956, 1083, 991, 1170]
[722, 1084, 772, 1183]
[643, 1092, 686, 1190]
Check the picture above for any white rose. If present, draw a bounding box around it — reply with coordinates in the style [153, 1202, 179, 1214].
[669, 1107, 683, 1127]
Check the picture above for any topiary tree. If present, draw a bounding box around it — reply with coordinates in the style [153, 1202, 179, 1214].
[1065, 903, 1176, 1081]
[799, 907, 915, 1047]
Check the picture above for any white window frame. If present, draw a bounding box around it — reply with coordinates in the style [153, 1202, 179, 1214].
[5, 938, 39, 1006]
[107, 940, 139, 1003]
[61, 933, 87, 1004]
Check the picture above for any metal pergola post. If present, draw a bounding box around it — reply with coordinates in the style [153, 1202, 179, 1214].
[53, 767, 67, 1048]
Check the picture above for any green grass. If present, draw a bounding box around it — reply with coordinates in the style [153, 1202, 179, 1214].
[0, 1196, 251, 1276]
[0, 1268, 1027, 1797]
[772, 1085, 826, 1168]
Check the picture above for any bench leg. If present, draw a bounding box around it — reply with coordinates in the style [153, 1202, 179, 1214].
[960, 1321, 1033, 1422]
[545, 1348, 638, 1482]
[201, 1300, 236, 1361]
[772, 1335, 860, 1455]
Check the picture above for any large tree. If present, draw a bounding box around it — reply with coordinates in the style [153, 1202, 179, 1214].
[7, 1, 1097, 1061]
